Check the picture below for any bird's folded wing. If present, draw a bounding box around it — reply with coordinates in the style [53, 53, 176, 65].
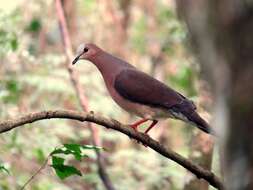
[114, 69, 195, 110]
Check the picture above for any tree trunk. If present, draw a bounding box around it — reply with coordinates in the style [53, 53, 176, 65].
[176, 1, 253, 189]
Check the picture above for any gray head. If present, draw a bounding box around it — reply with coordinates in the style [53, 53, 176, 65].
[72, 43, 101, 65]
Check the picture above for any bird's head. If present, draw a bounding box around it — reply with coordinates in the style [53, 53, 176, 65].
[72, 43, 101, 64]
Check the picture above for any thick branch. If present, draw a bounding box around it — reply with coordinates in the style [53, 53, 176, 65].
[0, 110, 223, 189]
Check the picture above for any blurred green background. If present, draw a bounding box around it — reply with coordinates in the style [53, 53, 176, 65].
[0, 0, 216, 189]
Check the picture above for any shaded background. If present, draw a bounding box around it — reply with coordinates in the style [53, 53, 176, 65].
[0, 0, 216, 189]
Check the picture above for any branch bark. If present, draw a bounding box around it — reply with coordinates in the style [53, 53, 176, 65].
[0, 110, 223, 190]
[55, 1, 115, 190]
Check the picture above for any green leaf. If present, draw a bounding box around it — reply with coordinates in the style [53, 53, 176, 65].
[26, 18, 41, 33]
[73, 153, 82, 161]
[51, 146, 81, 161]
[10, 38, 18, 51]
[51, 164, 82, 180]
[1, 79, 21, 104]
[50, 156, 82, 180]
[51, 148, 72, 155]
[64, 144, 81, 154]
[49, 144, 104, 180]
[0, 165, 10, 175]
[52, 156, 64, 165]
[53, 144, 82, 161]
[6, 79, 19, 93]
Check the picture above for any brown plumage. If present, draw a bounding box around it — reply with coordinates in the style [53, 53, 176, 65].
[72, 43, 213, 135]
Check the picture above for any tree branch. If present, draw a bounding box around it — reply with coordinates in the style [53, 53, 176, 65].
[0, 110, 224, 190]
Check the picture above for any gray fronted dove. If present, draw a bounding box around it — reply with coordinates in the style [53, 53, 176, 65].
[72, 43, 213, 135]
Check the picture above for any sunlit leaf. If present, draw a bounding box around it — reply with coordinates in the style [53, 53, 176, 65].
[64, 144, 81, 154]
[51, 144, 93, 161]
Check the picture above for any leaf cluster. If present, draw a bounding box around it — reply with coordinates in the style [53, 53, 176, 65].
[50, 144, 103, 180]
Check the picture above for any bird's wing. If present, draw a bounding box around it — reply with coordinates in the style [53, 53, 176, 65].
[114, 69, 196, 110]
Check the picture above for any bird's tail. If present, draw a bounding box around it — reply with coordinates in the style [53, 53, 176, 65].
[187, 111, 215, 135]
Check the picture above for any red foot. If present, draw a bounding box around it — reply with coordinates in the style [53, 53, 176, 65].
[130, 119, 158, 147]
[130, 119, 158, 134]
[130, 119, 148, 131]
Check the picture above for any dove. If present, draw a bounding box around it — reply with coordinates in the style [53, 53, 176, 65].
[72, 43, 213, 135]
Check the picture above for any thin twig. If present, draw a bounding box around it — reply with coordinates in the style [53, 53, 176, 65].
[55, 1, 115, 190]
[0, 110, 224, 190]
[20, 153, 51, 190]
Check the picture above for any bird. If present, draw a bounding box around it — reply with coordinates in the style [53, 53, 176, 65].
[72, 43, 213, 135]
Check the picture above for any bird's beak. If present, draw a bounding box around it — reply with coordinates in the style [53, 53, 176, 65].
[72, 53, 83, 65]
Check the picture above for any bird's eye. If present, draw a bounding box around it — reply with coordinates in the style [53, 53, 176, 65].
[84, 47, 89, 53]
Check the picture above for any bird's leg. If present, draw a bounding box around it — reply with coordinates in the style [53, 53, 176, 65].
[130, 119, 149, 131]
[144, 120, 158, 134]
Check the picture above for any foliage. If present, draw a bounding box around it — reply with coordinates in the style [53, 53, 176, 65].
[26, 18, 41, 33]
[51, 156, 82, 179]
[0, 11, 20, 56]
[50, 144, 103, 180]
[0, 78, 21, 104]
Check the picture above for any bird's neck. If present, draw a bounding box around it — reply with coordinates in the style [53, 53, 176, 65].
[89, 52, 125, 86]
